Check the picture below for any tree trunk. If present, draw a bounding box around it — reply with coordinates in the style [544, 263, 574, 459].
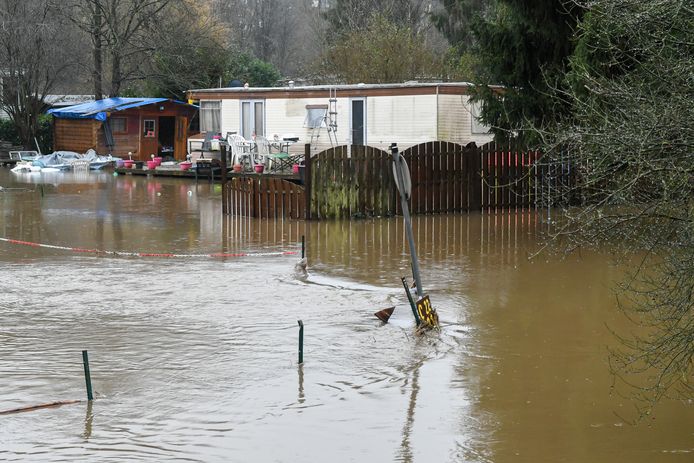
[92, 5, 103, 100]
[109, 51, 121, 97]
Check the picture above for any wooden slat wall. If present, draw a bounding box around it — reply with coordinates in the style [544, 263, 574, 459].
[54, 119, 98, 153]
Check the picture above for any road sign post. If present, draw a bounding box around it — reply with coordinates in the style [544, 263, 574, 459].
[391, 144, 423, 296]
[391, 144, 439, 330]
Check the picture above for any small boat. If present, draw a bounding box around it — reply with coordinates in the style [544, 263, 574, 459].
[89, 161, 113, 170]
[10, 161, 41, 173]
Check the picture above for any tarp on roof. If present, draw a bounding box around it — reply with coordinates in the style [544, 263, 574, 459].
[47, 97, 197, 121]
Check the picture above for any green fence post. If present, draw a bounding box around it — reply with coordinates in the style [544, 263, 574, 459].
[82, 350, 94, 401]
[297, 320, 304, 364]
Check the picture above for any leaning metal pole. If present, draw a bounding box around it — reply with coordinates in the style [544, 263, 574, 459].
[391, 144, 423, 296]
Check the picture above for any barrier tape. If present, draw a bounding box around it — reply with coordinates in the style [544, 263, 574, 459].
[0, 237, 298, 259]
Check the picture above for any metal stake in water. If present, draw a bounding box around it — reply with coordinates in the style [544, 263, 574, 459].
[82, 350, 94, 401]
[297, 320, 304, 364]
[391, 144, 423, 296]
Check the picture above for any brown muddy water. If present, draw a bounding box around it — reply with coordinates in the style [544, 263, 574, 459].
[0, 169, 691, 462]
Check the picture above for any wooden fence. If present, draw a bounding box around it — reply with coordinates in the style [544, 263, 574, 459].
[479, 143, 542, 210]
[402, 141, 480, 215]
[307, 145, 396, 219]
[223, 176, 306, 219]
[222, 141, 574, 219]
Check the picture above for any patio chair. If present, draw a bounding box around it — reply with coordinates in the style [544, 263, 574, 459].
[228, 134, 255, 171]
[193, 132, 215, 159]
[255, 135, 291, 172]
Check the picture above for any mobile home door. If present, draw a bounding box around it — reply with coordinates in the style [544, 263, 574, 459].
[240, 100, 265, 139]
[350, 98, 366, 145]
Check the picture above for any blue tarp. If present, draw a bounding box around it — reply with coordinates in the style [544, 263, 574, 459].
[47, 97, 197, 121]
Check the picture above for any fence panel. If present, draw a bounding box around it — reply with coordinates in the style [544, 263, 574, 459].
[224, 177, 305, 219]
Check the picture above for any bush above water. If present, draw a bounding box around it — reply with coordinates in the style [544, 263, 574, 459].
[0, 114, 53, 152]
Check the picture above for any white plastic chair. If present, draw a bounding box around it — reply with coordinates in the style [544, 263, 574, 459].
[254, 135, 271, 167]
[228, 134, 254, 170]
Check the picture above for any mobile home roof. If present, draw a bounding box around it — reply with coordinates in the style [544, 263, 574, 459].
[187, 82, 498, 100]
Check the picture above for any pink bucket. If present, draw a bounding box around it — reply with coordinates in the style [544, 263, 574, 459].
[147, 160, 157, 170]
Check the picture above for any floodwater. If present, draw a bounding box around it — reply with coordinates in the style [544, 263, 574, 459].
[0, 168, 691, 462]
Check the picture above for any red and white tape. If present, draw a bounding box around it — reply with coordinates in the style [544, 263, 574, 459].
[0, 237, 298, 259]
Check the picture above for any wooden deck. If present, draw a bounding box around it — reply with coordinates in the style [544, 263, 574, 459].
[115, 166, 300, 182]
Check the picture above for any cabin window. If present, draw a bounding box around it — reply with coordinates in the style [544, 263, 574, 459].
[111, 117, 127, 134]
[470, 101, 491, 134]
[240, 100, 264, 139]
[304, 105, 327, 128]
[143, 119, 156, 137]
[200, 100, 221, 133]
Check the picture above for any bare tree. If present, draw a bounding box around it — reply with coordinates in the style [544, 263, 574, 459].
[212, 0, 325, 77]
[145, 0, 233, 97]
[540, 0, 693, 412]
[323, 0, 435, 36]
[0, 0, 77, 148]
[314, 14, 445, 83]
[60, 0, 172, 97]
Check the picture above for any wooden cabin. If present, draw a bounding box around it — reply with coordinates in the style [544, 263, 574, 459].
[186, 82, 496, 154]
[48, 98, 198, 161]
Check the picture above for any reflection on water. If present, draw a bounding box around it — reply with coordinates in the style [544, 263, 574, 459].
[397, 362, 420, 463]
[83, 400, 93, 440]
[0, 169, 692, 462]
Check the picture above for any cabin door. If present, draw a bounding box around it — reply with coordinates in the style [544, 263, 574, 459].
[140, 118, 158, 160]
[174, 116, 188, 161]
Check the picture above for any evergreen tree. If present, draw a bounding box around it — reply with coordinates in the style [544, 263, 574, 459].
[431, 0, 494, 51]
[436, 0, 583, 143]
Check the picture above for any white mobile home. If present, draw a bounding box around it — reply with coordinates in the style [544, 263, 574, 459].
[186, 82, 494, 154]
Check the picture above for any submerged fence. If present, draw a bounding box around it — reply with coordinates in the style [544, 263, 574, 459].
[224, 176, 306, 219]
[222, 141, 576, 219]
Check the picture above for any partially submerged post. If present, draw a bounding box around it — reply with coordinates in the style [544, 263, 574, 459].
[297, 320, 304, 364]
[82, 350, 94, 401]
[221, 143, 228, 214]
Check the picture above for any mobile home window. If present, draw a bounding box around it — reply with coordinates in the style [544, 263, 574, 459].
[470, 101, 490, 134]
[111, 117, 127, 134]
[143, 119, 155, 137]
[240, 100, 265, 139]
[200, 100, 221, 133]
[304, 105, 327, 128]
